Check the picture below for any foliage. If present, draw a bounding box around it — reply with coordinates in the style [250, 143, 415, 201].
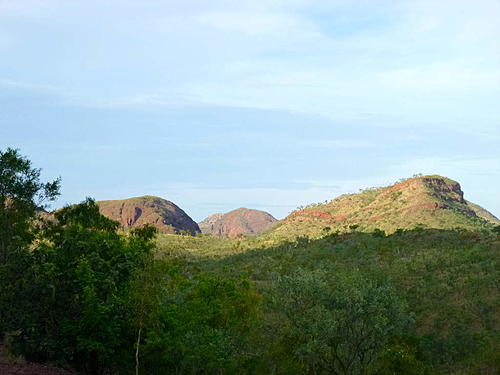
[370, 343, 428, 375]
[4, 198, 157, 374]
[0, 147, 60, 263]
[372, 228, 386, 238]
[154, 228, 499, 374]
[0, 148, 60, 334]
[275, 268, 409, 374]
[142, 269, 261, 374]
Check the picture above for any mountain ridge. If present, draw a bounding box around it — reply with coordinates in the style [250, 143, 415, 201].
[269, 175, 497, 239]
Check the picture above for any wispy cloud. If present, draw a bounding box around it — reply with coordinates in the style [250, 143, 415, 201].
[1, 0, 499, 220]
[0, 78, 59, 91]
[2, 0, 498, 130]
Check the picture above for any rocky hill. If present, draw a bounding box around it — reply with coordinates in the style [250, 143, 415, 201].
[97, 196, 200, 234]
[270, 175, 498, 239]
[199, 208, 277, 237]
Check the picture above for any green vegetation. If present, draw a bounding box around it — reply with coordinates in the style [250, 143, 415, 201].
[0, 148, 60, 335]
[0, 147, 60, 265]
[152, 228, 499, 374]
[275, 268, 409, 374]
[467, 200, 500, 224]
[1, 148, 499, 374]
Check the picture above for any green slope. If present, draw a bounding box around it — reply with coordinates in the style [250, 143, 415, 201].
[269, 175, 496, 239]
[466, 200, 500, 224]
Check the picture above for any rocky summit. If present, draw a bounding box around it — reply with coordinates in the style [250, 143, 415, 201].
[199, 207, 278, 237]
[270, 175, 498, 239]
[97, 196, 200, 234]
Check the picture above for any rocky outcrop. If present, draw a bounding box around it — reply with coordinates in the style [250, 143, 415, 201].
[97, 196, 200, 234]
[199, 208, 277, 237]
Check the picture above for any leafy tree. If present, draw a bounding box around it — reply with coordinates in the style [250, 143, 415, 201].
[370, 343, 428, 375]
[142, 271, 261, 374]
[276, 268, 410, 374]
[0, 148, 60, 335]
[6, 198, 157, 374]
[0, 147, 60, 263]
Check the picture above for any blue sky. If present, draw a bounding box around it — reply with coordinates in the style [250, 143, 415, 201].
[1, 0, 499, 221]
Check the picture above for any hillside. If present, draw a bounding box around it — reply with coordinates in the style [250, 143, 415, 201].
[154, 227, 500, 374]
[199, 208, 277, 237]
[270, 175, 497, 239]
[466, 200, 500, 224]
[97, 196, 200, 234]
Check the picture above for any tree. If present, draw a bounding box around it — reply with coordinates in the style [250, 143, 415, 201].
[142, 271, 261, 374]
[0, 148, 60, 335]
[276, 267, 410, 374]
[0, 147, 60, 264]
[6, 198, 157, 374]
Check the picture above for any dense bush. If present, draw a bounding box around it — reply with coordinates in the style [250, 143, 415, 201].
[3, 199, 157, 374]
[0, 148, 60, 334]
[275, 268, 410, 374]
[142, 270, 261, 374]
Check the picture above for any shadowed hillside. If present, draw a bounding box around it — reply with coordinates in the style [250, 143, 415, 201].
[199, 208, 277, 237]
[270, 175, 497, 239]
[97, 196, 200, 234]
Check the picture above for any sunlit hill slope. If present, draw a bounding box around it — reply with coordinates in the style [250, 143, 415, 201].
[270, 175, 498, 239]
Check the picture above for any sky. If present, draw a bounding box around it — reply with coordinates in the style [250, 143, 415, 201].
[1, 0, 499, 221]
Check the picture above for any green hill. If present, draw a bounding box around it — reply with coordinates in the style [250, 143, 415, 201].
[270, 175, 496, 239]
[466, 200, 500, 224]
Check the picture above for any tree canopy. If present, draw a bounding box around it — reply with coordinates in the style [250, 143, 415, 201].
[0, 147, 60, 263]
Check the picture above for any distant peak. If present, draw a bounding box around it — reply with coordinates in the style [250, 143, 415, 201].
[199, 207, 278, 237]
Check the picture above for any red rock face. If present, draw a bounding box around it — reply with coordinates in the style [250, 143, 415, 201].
[389, 177, 465, 203]
[97, 196, 200, 234]
[199, 208, 278, 237]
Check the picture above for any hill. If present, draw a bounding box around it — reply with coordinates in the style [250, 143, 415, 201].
[270, 175, 497, 239]
[466, 200, 500, 224]
[97, 196, 200, 234]
[198, 208, 277, 237]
